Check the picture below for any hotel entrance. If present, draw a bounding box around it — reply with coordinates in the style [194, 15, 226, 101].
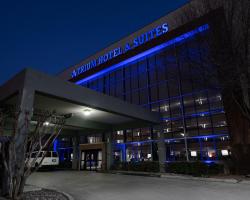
[80, 149, 102, 171]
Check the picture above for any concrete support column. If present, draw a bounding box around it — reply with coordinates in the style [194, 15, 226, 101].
[157, 129, 166, 173]
[72, 135, 80, 170]
[105, 132, 113, 171]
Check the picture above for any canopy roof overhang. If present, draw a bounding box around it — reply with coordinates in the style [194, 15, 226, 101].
[0, 69, 161, 134]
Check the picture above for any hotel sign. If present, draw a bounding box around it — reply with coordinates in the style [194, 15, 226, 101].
[71, 23, 169, 78]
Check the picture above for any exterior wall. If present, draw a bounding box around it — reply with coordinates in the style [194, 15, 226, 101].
[56, 0, 250, 168]
[223, 97, 250, 173]
[75, 16, 230, 164]
[58, 0, 224, 81]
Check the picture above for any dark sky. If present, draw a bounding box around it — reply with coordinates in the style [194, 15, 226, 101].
[0, 0, 188, 85]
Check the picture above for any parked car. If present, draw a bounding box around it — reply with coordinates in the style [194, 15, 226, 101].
[30, 151, 59, 169]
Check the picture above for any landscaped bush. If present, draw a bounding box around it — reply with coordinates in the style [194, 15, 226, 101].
[111, 161, 159, 172]
[165, 161, 224, 177]
[111, 161, 223, 176]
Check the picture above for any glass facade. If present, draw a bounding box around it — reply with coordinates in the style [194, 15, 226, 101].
[79, 24, 230, 163]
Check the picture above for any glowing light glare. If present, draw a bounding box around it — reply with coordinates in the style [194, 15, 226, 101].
[221, 149, 229, 156]
[83, 108, 92, 116]
[117, 140, 124, 144]
[117, 130, 123, 135]
[200, 123, 207, 128]
[197, 98, 203, 105]
[53, 139, 58, 152]
[204, 160, 214, 164]
[208, 151, 215, 158]
[191, 151, 197, 157]
[44, 121, 50, 126]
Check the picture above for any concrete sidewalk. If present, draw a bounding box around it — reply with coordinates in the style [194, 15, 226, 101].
[108, 170, 250, 184]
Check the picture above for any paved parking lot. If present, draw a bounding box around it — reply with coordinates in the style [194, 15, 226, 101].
[27, 171, 250, 200]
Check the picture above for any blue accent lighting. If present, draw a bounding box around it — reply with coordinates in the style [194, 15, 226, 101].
[76, 24, 209, 85]
[53, 139, 58, 152]
[203, 160, 215, 164]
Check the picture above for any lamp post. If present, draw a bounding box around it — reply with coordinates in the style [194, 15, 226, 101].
[178, 85, 189, 162]
[183, 131, 189, 162]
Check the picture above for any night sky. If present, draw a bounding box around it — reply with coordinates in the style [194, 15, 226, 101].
[0, 0, 188, 85]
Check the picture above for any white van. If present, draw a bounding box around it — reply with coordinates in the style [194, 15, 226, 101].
[30, 151, 59, 168]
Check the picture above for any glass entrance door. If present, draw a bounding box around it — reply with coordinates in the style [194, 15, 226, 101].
[81, 150, 102, 171]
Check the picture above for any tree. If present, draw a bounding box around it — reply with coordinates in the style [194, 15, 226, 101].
[0, 105, 68, 199]
[175, 0, 250, 173]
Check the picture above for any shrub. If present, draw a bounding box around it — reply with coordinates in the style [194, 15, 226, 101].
[165, 161, 223, 177]
[111, 161, 159, 172]
[111, 161, 223, 176]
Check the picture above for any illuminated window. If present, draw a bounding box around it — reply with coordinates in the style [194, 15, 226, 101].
[87, 136, 102, 144]
[117, 130, 124, 135]
[221, 150, 229, 156]
[208, 150, 216, 158]
[191, 151, 197, 157]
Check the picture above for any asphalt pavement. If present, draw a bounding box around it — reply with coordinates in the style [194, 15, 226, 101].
[27, 171, 250, 200]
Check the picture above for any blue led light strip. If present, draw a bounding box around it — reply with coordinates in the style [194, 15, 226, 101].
[114, 140, 154, 145]
[165, 160, 217, 164]
[164, 133, 229, 142]
[58, 147, 73, 150]
[53, 139, 58, 152]
[76, 24, 210, 85]
[113, 133, 229, 145]
[161, 108, 225, 121]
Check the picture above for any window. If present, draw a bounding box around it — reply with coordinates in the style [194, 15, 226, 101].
[168, 80, 180, 97]
[46, 152, 51, 157]
[82, 29, 229, 156]
[52, 152, 58, 157]
[185, 117, 198, 136]
[183, 95, 195, 115]
[150, 85, 158, 102]
[131, 91, 139, 104]
[170, 98, 182, 118]
[149, 68, 157, 84]
[87, 136, 102, 144]
[139, 73, 147, 88]
[158, 82, 168, 100]
[139, 89, 148, 105]
[160, 101, 170, 118]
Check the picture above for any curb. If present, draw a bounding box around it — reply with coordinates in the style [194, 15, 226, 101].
[109, 171, 250, 184]
[24, 184, 42, 192]
[109, 171, 161, 178]
[44, 187, 75, 200]
[239, 180, 250, 185]
[58, 190, 75, 200]
[160, 174, 238, 184]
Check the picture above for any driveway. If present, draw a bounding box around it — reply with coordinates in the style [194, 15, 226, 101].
[27, 171, 250, 200]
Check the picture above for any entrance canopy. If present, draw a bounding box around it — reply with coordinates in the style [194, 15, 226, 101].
[0, 69, 161, 133]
